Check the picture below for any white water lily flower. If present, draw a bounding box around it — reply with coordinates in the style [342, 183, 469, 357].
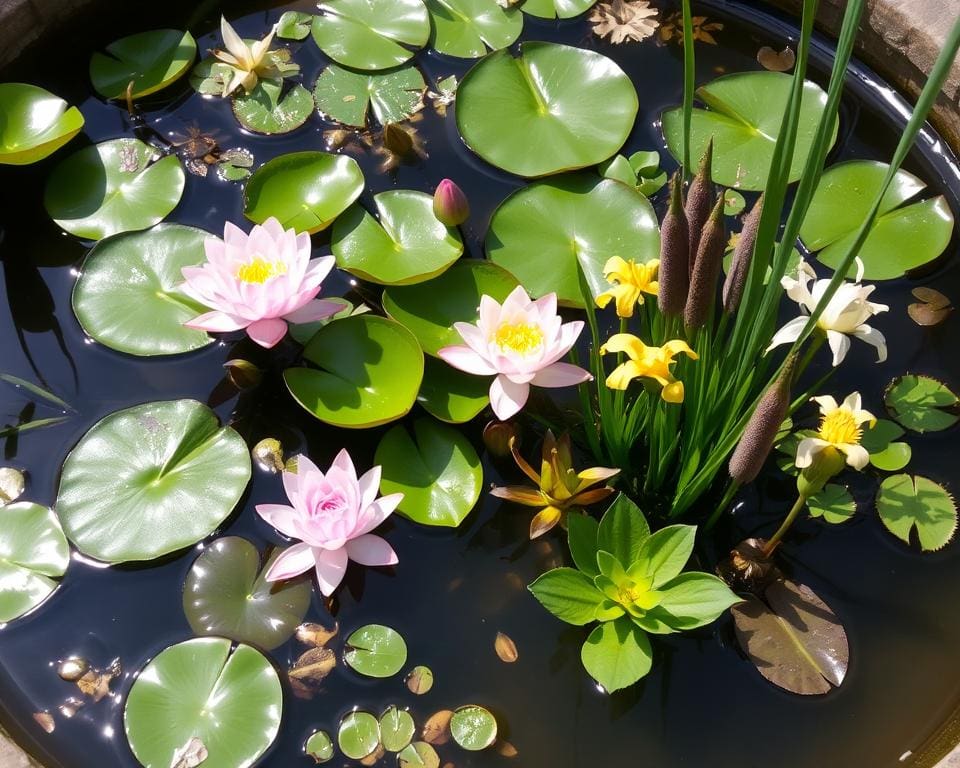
[767, 258, 888, 366]
[795, 392, 877, 471]
[213, 16, 279, 97]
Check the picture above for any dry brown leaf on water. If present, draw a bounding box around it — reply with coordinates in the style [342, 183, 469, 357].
[908, 286, 953, 326]
[589, 0, 659, 44]
[295, 621, 339, 648]
[32, 712, 54, 734]
[359, 744, 385, 766]
[494, 632, 519, 663]
[422, 710, 454, 745]
[288, 647, 336, 699]
[757, 45, 796, 71]
[497, 741, 519, 758]
[76, 658, 121, 702]
[406, 665, 434, 694]
[171, 737, 208, 768]
[659, 12, 723, 45]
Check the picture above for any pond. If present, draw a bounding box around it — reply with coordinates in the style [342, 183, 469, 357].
[1, 0, 959, 766]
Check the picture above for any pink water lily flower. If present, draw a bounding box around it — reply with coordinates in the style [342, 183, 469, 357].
[257, 449, 403, 596]
[438, 286, 592, 421]
[181, 217, 343, 348]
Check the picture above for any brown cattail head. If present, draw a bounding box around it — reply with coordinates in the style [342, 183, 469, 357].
[685, 138, 715, 274]
[657, 171, 690, 316]
[683, 194, 725, 331]
[728, 354, 797, 485]
[722, 194, 765, 315]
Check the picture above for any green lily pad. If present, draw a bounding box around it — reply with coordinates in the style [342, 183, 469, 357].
[338, 712, 381, 760]
[876, 474, 958, 552]
[485, 174, 659, 306]
[90, 29, 197, 100]
[124, 638, 282, 768]
[807, 484, 856, 524]
[382, 259, 518, 356]
[344, 624, 408, 677]
[885, 375, 958, 433]
[799, 161, 954, 280]
[375, 417, 482, 527]
[284, 314, 424, 428]
[56, 400, 251, 564]
[0, 502, 69, 622]
[311, 0, 430, 71]
[380, 706, 416, 752]
[398, 742, 440, 768]
[426, 0, 522, 58]
[417, 356, 490, 423]
[457, 42, 638, 177]
[182, 536, 312, 651]
[232, 80, 314, 135]
[520, 0, 596, 19]
[243, 151, 364, 234]
[72, 224, 213, 356]
[0, 83, 84, 166]
[44, 138, 185, 240]
[860, 419, 913, 472]
[305, 730, 334, 762]
[313, 64, 425, 127]
[662, 71, 835, 191]
[450, 705, 498, 750]
[332, 190, 463, 285]
[278, 11, 314, 40]
[189, 57, 235, 95]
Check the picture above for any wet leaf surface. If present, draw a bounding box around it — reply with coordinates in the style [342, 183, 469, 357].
[757, 45, 795, 72]
[0, 83, 84, 165]
[344, 624, 408, 678]
[305, 730, 334, 763]
[89, 29, 197, 99]
[422, 710, 453, 745]
[876, 474, 958, 552]
[406, 665, 434, 695]
[398, 741, 440, 768]
[0, 502, 69, 622]
[338, 711, 381, 760]
[885, 374, 959, 432]
[380, 705, 416, 752]
[0, 467, 25, 504]
[314, 64, 425, 128]
[450, 705, 498, 751]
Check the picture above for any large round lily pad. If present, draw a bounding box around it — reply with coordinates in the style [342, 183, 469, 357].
[183, 537, 312, 651]
[72, 224, 213, 356]
[416, 356, 490, 423]
[485, 174, 659, 306]
[89, 29, 197, 100]
[520, 0, 597, 19]
[0, 502, 70, 623]
[232, 80, 314, 135]
[124, 638, 282, 768]
[56, 400, 251, 564]
[311, 0, 430, 71]
[44, 138, 185, 240]
[243, 151, 364, 234]
[662, 71, 835, 191]
[426, 0, 522, 58]
[284, 315, 424, 428]
[332, 190, 464, 285]
[313, 64, 426, 127]
[0, 83, 85, 165]
[457, 42, 638, 178]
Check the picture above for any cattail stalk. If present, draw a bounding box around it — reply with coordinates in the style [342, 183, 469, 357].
[657, 172, 689, 316]
[685, 139, 715, 274]
[722, 194, 764, 315]
[683, 194, 725, 331]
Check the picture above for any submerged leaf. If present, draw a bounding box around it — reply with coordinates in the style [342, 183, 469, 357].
[757, 45, 795, 72]
[876, 474, 957, 552]
[908, 286, 953, 326]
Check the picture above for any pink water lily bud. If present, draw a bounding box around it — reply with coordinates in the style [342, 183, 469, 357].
[256, 449, 403, 596]
[433, 178, 470, 226]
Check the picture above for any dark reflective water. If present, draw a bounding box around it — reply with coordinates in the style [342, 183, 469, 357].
[1, 1, 960, 766]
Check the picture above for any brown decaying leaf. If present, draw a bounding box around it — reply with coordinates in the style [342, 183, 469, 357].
[757, 45, 796, 72]
[908, 286, 953, 326]
[360, 744, 385, 766]
[58, 698, 84, 719]
[406, 665, 434, 695]
[589, 0, 659, 45]
[32, 712, 55, 734]
[171, 737, 208, 768]
[494, 632, 519, 663]
[56, 657, 90, 682]
[288, 647, 336, 699]
[716, 537, 781, 593]
[422, 710, 454, 745]
[497, 741, 519, 758]
[295, 621, 339, 648]
[659, 12, 723, 45]
[375, 122, 428, 172]
[76, 658, 121, 702]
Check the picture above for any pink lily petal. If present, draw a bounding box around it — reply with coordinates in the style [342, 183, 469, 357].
[532, 362, 593, 388]
[264, 542, 315, 581]
[284, 299, 347, 324]
[346, 534, 398, 567]
[185, 310, 247, 332]
[256, 503, 302, 539]
[247, 317, 288, 348]
[330, 448, 358, 485]
[489, 374, 529, 420]
[357, 465, 382, 511]
[314, 546, 349, 596]
[438, 345, 497, 376]
[354, 492, 403, 536]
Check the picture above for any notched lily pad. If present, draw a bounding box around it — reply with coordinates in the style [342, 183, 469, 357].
[278, 11, 314, 40]
[344, 624, 408, 678]
[876, 474, 957, 552]
[909, 287, 953, 326]
[0, 83, 85, 165]
[314, 64, 425, 128]
[426, 0, 523, 58]
[806, 484, 855, 524]
[406, 665, 434, 694]
[311, 0, 430, 71]
[90, 29, 197, 100]
[0, 502, 70, 623]
[450, 705, 498, 751]
[884, 374, 958, 433]
[398, 741, 440, 768]
[233, 79, 314, 135]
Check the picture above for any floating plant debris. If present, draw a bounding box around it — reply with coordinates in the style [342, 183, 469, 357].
[56, 658, 89, 682]
[296, 621, 340, 648]
[757, 45, 796, 72]
[74, 658, 121, 702]
[658, 12, 722, 45]
[32, 712, 54, 734]
[908, 286, 954, 326]
[251, 437, 283, 472]
[494, 632, 518, 663]
[421, 710, 453, 745]
[405, 665, 435, 695]
[397, 741, 440, 768]
[589, 0, 659, 45]
[288, 647, 337, 698]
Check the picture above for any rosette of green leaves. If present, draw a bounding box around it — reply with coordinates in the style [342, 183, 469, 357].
[528, 495, 740, 692]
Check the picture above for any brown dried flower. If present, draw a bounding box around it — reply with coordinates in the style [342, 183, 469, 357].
[590, 0, 659, 45]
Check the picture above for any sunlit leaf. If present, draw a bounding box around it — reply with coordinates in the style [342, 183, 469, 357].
[0, 83, 84, 165]
[398, 741, 440, 768]
[89, 29, 197, 99]
[0, 502, 69, 622]
[885, 374, 958, 433]
[416, 357, 490, 424]
[338, 711, 381, 760]
[426, 0, 522, 58]
[0, 467, 25, 505]
[876, 474, 957, 552]
[314, 64, 425, 127]
[380, 706, 416, 752]
[278, 11, 314, 40]
[597, 493, 650, 569]
[580, 616, 652, 692]
[450, 705, 498, 751]
[405, 665, 434, 694]
[806, 484, 856, 524]
[305, 730, 334, 763]
[521, 0, 598, 20]
[345, 624, 408, 678]
[232, 79, 314, 135]
[757, 45, 795, 72]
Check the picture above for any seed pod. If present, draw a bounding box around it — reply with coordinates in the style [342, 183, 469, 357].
[728, 355, 796, 484]
[657, 171, 689, 316]
[683, 194, 725, 331]
[722, 194, 764, 315]
[433, 178, 470, 226]
[685, 138, 715, 274]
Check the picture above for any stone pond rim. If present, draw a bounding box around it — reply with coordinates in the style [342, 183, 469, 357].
[1, 0, 960, 766]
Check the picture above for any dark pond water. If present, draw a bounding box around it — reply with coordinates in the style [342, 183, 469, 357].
[1, 1, 960, 766]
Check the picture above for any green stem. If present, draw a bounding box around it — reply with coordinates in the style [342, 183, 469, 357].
[705, 480, 741, 530]
[762, 493, 809, 557]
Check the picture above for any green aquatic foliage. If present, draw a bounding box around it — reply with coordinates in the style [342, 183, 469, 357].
[884, 374, 958, 433]
[305, 730, 335, 762]
[344, 624, 408, 677]
[0, 502, 70, 623]
[311, 0, 430, 71]
[599, 151, 668, 197]
[806, 484, 856, 524]
[277, 11, 314, 40]
[876, 474, 957, 552]
[338, 711, 381, 760]
[425, 0, 523, 58]
[521, 0, 598, 20]
[416, 357, 490, 423]
[859, 419, 912, 472]
[89, 29, 197, 99]
[449, 705, 498, 750]
[379, 706, 416, 752]
[232, 80, 314, 134]
[0, 83, 84, 165]
[313, 64, 425, 127]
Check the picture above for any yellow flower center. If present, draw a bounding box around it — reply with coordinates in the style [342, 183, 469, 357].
[819, 408, 862, 445]
[493, 322, 544, 355]
[615, 577, 659, 611]
[237, 258, 287, 284]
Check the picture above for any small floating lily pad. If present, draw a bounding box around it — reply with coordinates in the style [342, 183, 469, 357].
[457, 42, 638, 178]
[345, 624, 408, 678]
[56, 400, 251, 564]
[405, 665, 434, 694]
[233, 80, 314, 135]
[806, 484, 855, 524]
[311, 0, 430, 71]
[417, 357, 490, 423]
[426, 0, 523, 58]
[876, 474, 958, 552]
[398, 742, 440, 768]
[0, 83, 85, 165]
[305, 730, 334, 762]
[338, 712, 381, 760]
[314, 64, 425, 127]
[0, 502, 69, 623]
[90, 29, 197, 100]
[449, 705, 498, 751]
[44, 138, 185, 240]
[860, 419, 912, 472]
[72, 224, 213, 356]
[124, 638, 282, 768]
[380, 706, 416, 752]
[278, 11, 314, 40]
[885, 375, 958, 433]
[244, 151, 364, 234]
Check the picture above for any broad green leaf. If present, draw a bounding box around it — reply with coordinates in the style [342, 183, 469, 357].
[449, 706, 497, 751]
[595, 550, 627, 583]
[416, 357, 489, 423]
[870, 442, 912, 472]
[580, 616, 652, 693]
[124, 638, 282, 768]
[338, 711, 381, 760]
[332, 190, 463, 285]
[520, 0, 597, 20]
[486, 174, 659, 306]
[375, 417, 482, 526]
[800, 161, 954, 279]
[457, 42, 638, 178]
[90, 29, 197, 99]
[44, 138, 185, 240]
[277, 11, 314, 40]
[189, 57, 235, 95]
[380, 706, 416, 752]
[305, 730, 334, 762]
[884, 374, 958, 433]
[182, 537, 312, 651]
[243, 151, 364, 234]
[635, 525, 696, 588]
[398, 742, 440, 767]
[56, 400, 251, 564]
[566, 512, 600, 576]
[655, 572, 741, 630]
[662, 71, 836, 191]
[0, 502, 69, 622]
[876, 474, 958, 552]
[806, 484, 856, 524]
[597, 493, 650, 568]
[284, 315, 424, 428]
[314, 63, 425, 127]
[311, 0, 430, 71]
[232, 80, 314, 135]
[426, 0, 522, 58]
[382, 259, 518, 355]
[859, 418, 905, 452]
[0, 83, 84, 165]
[344, 624, 408, 677]
[528, 567, 605, 625]
[72, 224, 213, 356]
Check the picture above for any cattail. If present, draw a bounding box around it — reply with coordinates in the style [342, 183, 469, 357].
[685, 138, 715, 274]
[722, 194, 764, 314]
[728, 355, 797, 484]
[657, 171, 689, 316]
[683, 194, 725, 331]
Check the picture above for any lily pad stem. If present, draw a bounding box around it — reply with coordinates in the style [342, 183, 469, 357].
[762, 493, 808, 557]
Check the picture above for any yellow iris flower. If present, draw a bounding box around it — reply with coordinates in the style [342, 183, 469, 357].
[600, 334, 698, 402]
[595, 257, 659, 318]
